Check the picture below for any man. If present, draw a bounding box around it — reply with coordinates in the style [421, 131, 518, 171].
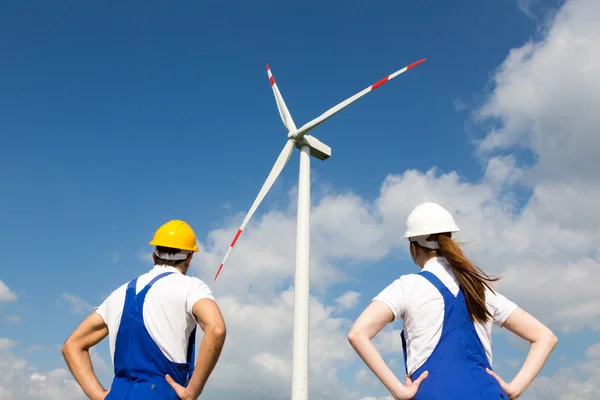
[62, 220, 226, 400]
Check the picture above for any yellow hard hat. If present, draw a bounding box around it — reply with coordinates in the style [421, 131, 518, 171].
[149, 220, 199, 252]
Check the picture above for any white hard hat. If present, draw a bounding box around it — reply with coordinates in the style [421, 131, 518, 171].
[403, 202, 460, 241]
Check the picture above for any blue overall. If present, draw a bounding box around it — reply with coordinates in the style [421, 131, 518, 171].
[400, 271, 508, 399]
[106, 272, 197, 400]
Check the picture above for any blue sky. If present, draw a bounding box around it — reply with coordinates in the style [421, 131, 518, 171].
[3, 0, 600, 399]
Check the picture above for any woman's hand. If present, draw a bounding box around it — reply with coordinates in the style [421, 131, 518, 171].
[392, 371, 429, 400]
[486, 368, 521, 400]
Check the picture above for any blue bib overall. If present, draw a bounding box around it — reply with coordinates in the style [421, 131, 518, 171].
[401, 271, 509, 399]
[106, 272, 197, 400]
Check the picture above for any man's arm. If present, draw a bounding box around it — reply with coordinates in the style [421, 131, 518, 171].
[166, 298, 226, 399]
[62, 312, 109, 400]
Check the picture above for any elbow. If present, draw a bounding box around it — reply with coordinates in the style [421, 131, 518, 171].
[61, 339, 74, 359]
[210, 323, 227, 340]
[547, 330, 558, 348]
[347, 328, 363, 347]
[534, 327, 558, 349]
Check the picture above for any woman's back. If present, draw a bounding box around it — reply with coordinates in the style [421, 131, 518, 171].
[349, 202, 557, 400]
[373, 256, 518, 377]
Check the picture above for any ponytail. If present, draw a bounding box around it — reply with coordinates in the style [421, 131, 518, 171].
[436, 234, 500, 324]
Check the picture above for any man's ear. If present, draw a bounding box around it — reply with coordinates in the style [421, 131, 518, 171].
[152, 252, 157, 264]
[185, 253, 193, 267]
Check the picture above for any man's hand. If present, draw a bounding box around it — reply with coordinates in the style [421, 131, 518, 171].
[95, 389, 110, 400]
[62, 312, 110, 400]
[165, 374, 197, 400]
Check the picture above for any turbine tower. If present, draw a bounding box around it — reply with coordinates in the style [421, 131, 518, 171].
[214, 58, 427, 399]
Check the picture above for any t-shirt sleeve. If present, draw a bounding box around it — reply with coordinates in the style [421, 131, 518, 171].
[94, 283, 127, 325]
[371, 277, 408, 321]
[486, 288, 518, 327]
[95, 299, 108, 324]
[187, 278, 216, 315]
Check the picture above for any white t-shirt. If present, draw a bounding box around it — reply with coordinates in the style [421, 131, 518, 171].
[372, 257, 517, 376]
[95, 265, 215, 365]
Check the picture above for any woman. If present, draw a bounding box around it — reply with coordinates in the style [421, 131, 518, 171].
[348, 202, 557, 400]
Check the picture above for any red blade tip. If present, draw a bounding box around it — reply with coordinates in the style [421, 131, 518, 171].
[407, 58, 427, 69]
[214, 264, 224, 281]
[266, 63, 270, 71]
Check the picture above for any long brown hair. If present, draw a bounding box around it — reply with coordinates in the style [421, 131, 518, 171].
[426, 234, 500, 324]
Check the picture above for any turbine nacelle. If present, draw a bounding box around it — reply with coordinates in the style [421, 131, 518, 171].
[296, 134, 331, 161]
[287, 129, 331, 161]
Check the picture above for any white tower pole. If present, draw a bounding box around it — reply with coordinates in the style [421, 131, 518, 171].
[291, 145, 311, 400]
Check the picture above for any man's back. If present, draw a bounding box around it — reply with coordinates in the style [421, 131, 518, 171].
[96, 265, 215, 365]
[63, 220, 227, 400]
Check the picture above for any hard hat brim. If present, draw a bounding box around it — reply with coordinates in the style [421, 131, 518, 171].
[403, 227, 460, 240]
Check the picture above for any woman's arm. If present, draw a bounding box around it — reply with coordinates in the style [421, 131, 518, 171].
[348, 301, 427, 399]
[487, 307, 558, 398]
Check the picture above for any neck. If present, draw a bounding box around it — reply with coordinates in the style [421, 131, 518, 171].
[155, 263, 188, 275]
[418, 253, 438, 269]
[175, 264, 188, 275]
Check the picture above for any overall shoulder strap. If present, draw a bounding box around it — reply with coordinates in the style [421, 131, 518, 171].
[418, 271, 457, 302]
[123, 278, 139, 310]
[135, 272, 175, 308]
[418, 271, 447, 292]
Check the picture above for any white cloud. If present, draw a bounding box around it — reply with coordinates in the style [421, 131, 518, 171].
[0, 279, 17, 302]
[0, 338, 86, 400]
[196, 288, 357, 399]
[355, 368, 379, 387]
[3, 314, 20, 324]
[525, 342, 600, 399]
[586, 343, 600, 359]
[334, 291, 361, 311]
[476, 0, 600, 184]
[0, 338, 18, 350]
[517, 0, 539, 19]
[136, 250, 153, 264]
[25, 345, 45, 353]
[59, 293, 94, 314]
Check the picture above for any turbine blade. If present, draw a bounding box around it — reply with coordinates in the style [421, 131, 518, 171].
[266, 63, 297, 132]
[295, 58, 427, 137]
[214, 139, 295, 280]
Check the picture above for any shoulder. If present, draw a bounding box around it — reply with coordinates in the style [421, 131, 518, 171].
[95, 281, 129, 321]
[175, 275, 216, 313]
[372, 273, 423, 320]
[186, 276, 214, 294]
[100, 281, 129, 303]
[485, 285, 518, 326]
[159, 274, 214, 298]
[377, 273, 425, 295]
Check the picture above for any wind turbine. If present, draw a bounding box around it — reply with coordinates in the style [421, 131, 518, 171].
[213, 58, 427, 399]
